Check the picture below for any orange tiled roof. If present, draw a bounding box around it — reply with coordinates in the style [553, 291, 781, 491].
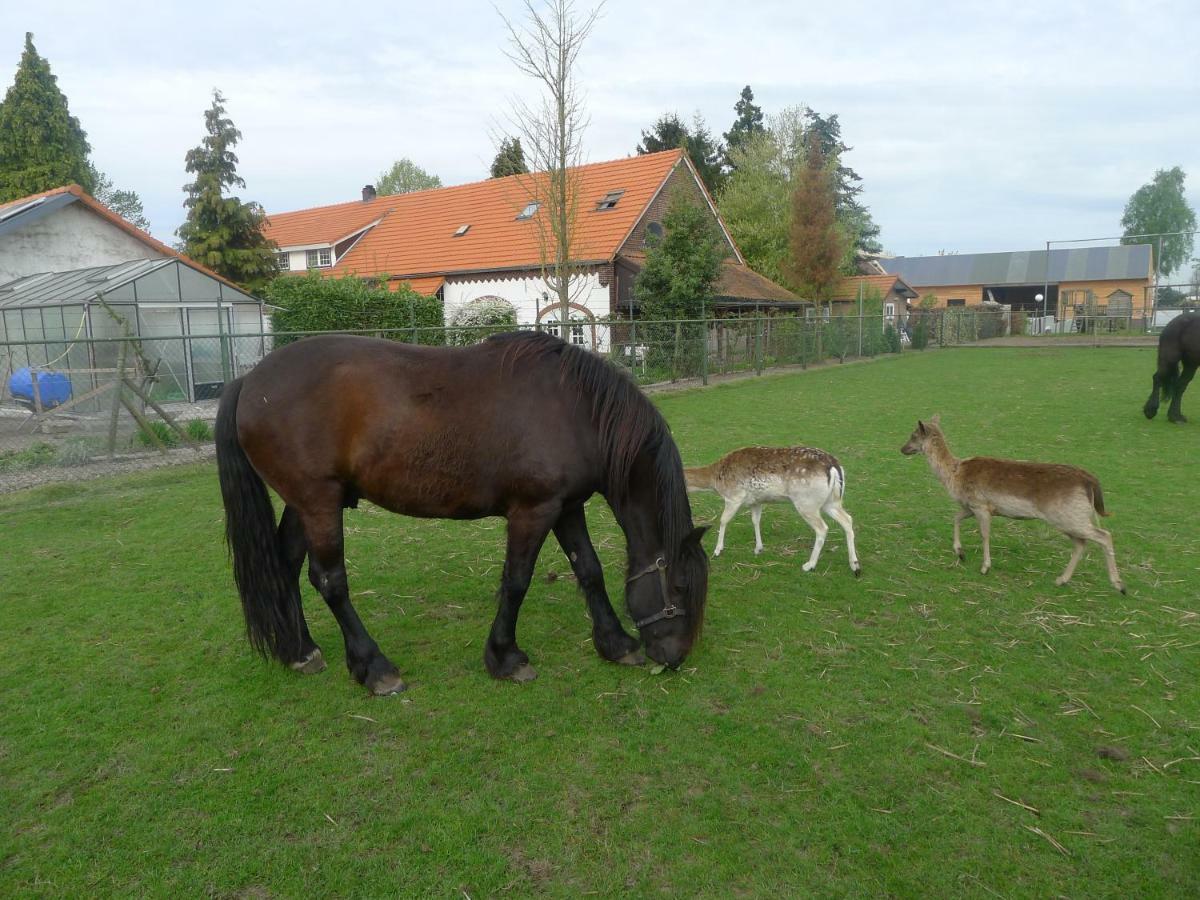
[395, 275, 444, 296]
[0, 184, 249, 294]
[618, 251, 801, 305]
[263, 150, 686, 278]
[831, 274, 918, 302]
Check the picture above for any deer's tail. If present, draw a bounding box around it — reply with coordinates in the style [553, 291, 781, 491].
[829, 462, 846, 501]
[1090, 478, 1110, 518]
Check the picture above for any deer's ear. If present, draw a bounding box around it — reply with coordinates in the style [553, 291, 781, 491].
[917, 420, 927, 435]
[930, 414, 941, 426]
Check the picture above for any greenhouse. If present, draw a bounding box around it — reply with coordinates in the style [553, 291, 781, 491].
[0, 257, 268, 406]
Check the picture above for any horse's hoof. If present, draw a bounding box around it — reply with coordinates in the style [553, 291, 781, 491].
[508, 664, 538, 683]
[1169, 415, 1188, 424]
[290, 648, 327, 675]
[369, 671, 407, 696]
[616, 649, 646, 666]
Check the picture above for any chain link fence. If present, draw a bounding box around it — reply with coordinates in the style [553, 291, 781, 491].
[1, 310, 1008, 465]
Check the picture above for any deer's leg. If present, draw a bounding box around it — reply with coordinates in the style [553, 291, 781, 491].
[714, 495, 742, 557]
[1168, 363, 1195, 424]
[1056, 537, 1087, 586]
[953, 507, 974, 561]
[824, 499, 861, 576]
[795, 505, 829, 573]
[975, 508, 993, 574]
[750, 505, 765, 555]
[1085, 525, 1125, 594]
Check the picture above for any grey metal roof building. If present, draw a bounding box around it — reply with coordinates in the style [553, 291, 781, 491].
[1, 258, 267, 405]
[879, 245, 1153, 288]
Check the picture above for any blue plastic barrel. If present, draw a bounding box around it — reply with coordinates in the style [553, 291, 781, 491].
[8, 367, 73, 409]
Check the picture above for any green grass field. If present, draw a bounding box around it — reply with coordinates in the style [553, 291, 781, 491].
[1, 347, 1196, 897]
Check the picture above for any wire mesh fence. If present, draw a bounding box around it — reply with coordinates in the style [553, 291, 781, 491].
[0, 310, 1009, 462]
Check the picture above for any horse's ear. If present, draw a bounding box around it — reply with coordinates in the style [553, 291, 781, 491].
[684, 525, 709, 548]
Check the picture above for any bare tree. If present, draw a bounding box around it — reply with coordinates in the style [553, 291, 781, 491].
[498, 0, 602, 336]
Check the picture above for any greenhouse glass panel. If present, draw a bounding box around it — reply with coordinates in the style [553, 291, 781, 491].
[132, 265, 181, 302]
[186, 308, 229, 399]
[137, 308, 188, 402]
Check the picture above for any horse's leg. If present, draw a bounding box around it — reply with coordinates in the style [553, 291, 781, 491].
[1143, 365, 1166, 419]
[552, 504, 642, 666]
[713, 496, 742, 557]
[278, 505, 325, 674]
[975, 508, 993, 574]
[750, 505, 765, 555]
[953, 507, 974, 561]
[823, 499, 862, 576]
[795, 504, 828, 572]
[484, 502, 561, 682]
[1056, 537, 1087, 586]
[300, 499, 405, 696]
[1168, 363, 1195, 423]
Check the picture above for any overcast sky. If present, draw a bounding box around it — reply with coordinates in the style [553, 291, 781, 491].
[12, 0, 1200, 258]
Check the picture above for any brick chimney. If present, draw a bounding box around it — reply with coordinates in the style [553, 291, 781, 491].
[362, 184, 377, 202]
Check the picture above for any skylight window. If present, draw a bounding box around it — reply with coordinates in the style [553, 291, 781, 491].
[453, 224, 471, 237]
[516, 201, 539, 221]
[595, 190, 624, 211]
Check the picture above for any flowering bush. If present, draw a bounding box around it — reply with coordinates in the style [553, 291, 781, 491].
[447, 297, 519, 345]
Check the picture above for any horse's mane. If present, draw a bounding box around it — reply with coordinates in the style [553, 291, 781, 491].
[489, 330, 705, 633]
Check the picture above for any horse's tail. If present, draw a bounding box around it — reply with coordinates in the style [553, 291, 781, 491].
[215, 377, 303, 663]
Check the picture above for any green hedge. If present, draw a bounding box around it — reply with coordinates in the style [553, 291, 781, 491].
[266, 273, 444, 344]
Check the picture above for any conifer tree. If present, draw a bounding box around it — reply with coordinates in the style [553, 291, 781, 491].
[787, 142, 845, 307]
[177, 90, 277, 292]
[490, 137, 530, 178]
[723, 85, 765, 166]
[0, 33, 94, 201]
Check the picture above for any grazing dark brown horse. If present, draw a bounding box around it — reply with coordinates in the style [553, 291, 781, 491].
[1144, 312, 1200, 423]
[215, 331, 708, 695]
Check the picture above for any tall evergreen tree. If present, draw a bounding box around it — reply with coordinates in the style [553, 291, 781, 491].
[802, 109, 881, 259]
[490, 137, 529, 178]
[723, 85, 765, 167]
[637, 112, 725, 194]
[787, 141, 845, 306]
[1120, 166, 1196, 275]
[0, 33, 94, 201]
[177, 90, 277, 292]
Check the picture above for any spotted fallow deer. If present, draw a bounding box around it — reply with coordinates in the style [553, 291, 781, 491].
[900, 415, 1124, 593]
[684, 447, 861, 575]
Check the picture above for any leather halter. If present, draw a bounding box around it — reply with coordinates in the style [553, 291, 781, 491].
[625, 556, 682, 629]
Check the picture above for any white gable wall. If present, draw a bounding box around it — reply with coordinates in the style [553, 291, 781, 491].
[0, 203, 167, 283]
[443, 271, 611, 349]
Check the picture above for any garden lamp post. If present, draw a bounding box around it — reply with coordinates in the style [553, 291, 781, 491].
[1036, 293, 1045, 333]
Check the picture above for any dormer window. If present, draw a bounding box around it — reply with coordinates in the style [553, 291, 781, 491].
[516, 201, 539, 221]
[453, 224, 471, 237]
[306, 248, 332, 268]
[595, 190, 624, 211]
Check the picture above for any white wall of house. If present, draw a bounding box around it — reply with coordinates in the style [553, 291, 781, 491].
[444, 271, 610, 348]
[0, 203, 167, 283]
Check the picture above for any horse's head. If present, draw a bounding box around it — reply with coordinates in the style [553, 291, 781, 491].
[901, 414, 941, 456]
[626, 526, 709, 669]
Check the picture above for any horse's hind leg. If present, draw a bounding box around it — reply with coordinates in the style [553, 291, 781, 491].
[1144, 366, 1165, 419]
[553, 504, 642, 666]
[1167, 363, 1195, 423]
[301, 500, 405, 695]
[278, 505, 326, 674]
[485, 502, 561, 682]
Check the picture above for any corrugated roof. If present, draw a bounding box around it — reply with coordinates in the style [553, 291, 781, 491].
[264, 150, 687, 278]
[880, 245, 1154, 287]
[0, 258, 257, 308]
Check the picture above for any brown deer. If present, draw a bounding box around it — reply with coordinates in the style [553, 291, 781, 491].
[684, 447, 861, 575]
[900, 416, 1124, 593]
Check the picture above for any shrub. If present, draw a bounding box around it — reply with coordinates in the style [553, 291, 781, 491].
[884, 324, 902, 353]
[911, 318, 930, 350]
[184, 419, 214, 442]
[0, 442, 56, 473]
[446, 298, 519, 346]
[267, 273, 444, 344]
[135, 421, 179, 449]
